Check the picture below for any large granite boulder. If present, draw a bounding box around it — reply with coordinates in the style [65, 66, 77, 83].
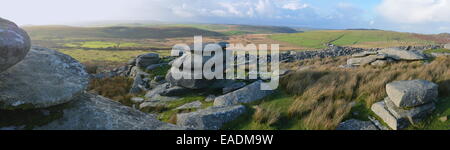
[177, 105, 246, 130]
[136, 53, 160, 68]
[336, 119, 378, 130]
[0, 47, 89, 110]
[386, 80, 438, 108]
[379, 48, 426, 60]
[351, 51, 378, 58]
[33, 93, 183, 130]
[0, 17, 31, 72]
[214, 80, 275, 107]
[444, 43, 450, 50]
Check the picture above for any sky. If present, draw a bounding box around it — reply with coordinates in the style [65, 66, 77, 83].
[1, 0, 450, 34]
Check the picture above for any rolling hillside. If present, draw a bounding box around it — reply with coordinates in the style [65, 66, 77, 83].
[23, 25, 225, 39]
[270, 30, 437, 49]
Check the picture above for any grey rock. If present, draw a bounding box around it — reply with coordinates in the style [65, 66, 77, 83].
[145, 63, 168, 71]
[205, 95, 216, 102]
[129, 74, 145, 94]
[336, 119, 378, 130]
[384, 97, 435, 124]
[386, 80, 438, 108]
[177, 105, 246, 130]
[34, 93, 183, 130]
[347, 54, 386, 66]
[127, 58, 136, 66]
[214, 80, 274, 107]
[444, 43, 450, 49]
[379, 48, 426, 60]
[352, 51, 378, 58]
[0, 47, 89, 110]
[368, 116, 390, 130]
[371, 98, 435, 130]
[166, 71, 216, 89]
[144, 83, 169, 99]
[222, 82, 247, 94]
[0, 18, 31, 72]
[370, 60, 389, 66]
[136, 53, 160, 68]
[161, 86, 192, 96]
[175, 101, 202, 110]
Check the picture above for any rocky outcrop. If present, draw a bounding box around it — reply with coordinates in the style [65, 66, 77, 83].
[214, 80, 274, 107]
[136, 53, 160, 68]
[34, 93, 183, 130]
[175, 101, 202, 110]
[371, 80, 438, 130]
[176, 105, 246, 130]
[347, 54, 387, 66]
[386, 80, 438, 108]
[444, 43, 450, 49]
[0, 17, 31, 72]
[0, 47, 89, 110]
[336, 119, 378, 130]
[379, 48, 426, 61]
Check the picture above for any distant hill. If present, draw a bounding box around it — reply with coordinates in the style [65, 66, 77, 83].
[270, 30, 437, 49]
[23, 25, 225, 39]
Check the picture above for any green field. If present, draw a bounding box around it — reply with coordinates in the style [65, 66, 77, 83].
[59, 49, 171, 63]
[270, 30, 435, 49]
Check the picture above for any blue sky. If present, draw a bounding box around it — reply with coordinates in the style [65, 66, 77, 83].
[1, 0, 450, 34]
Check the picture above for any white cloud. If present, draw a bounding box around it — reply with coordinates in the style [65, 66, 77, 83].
[282, 1, 309, 10]
[377, 0, 450, 24]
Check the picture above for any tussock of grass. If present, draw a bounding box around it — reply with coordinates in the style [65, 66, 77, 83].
[253, 106, 281, 126]
[88, 76, 136, 106]
[280, 56, 450, 129]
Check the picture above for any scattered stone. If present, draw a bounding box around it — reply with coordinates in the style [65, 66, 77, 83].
[222, 82, 247, 94]
[214, 80, 274, 107]
[368, 116, 390, 130]
[0, 17, 31, 72]
[175, 101, 202, 110]
[130, 97, 145, 103]
[379, 48, 426, 60]
[129, 74, 145, 94]
[177, 105, 246, 130]
[336, 119, 378, 130]
[386, 80, 438, 108]
[127, 58, 136, 66]
[370, 60, 389, 66]
[136, 53, 160, 68]
[0, 47, 89, 110]
[34, 93, 183, 130]
[161, 86, 192, 96]
[144, 83, 169, 99]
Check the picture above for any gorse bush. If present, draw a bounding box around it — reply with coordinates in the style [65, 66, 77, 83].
[280, 56, 450, 129]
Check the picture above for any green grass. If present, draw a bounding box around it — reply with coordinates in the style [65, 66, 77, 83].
[407, 97, 450, 130]
[63, 41, 143, 49]
[158, 95, 206, 123]
[58, 49, 171, 63]
[270, 30, 434, 49]
[222, 91, 306, 130]
[423, 48, 450, 54]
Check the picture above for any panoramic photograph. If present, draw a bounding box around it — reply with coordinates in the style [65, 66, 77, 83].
[0, 0, 449, 145]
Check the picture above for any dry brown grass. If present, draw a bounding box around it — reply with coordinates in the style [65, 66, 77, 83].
[253, 106, 281, 126]
[88, 76, 135, 106]
[280, 56, 450, 129]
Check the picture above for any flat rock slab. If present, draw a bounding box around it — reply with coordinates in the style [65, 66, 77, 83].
[386, 80, 438, 108]
[177, 105, 246, 130]
[0, 17, 31, 72]
[351, 51, 378, 58]
[214, 80, 274, 107]
[336, 119, 378, 130]
[379, 48, 425, 60]
[0, 47, 89, 110]
[33, 93, 183, 130]
[347, 54, 386, 66]
[371, 98, 435, 130]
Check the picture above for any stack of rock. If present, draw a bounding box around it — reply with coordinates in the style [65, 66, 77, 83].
[165, 42, 229, 89]
[0, 18, 181, 130]
[346, 48, 426, 67]
[371, 80, 438, 130]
